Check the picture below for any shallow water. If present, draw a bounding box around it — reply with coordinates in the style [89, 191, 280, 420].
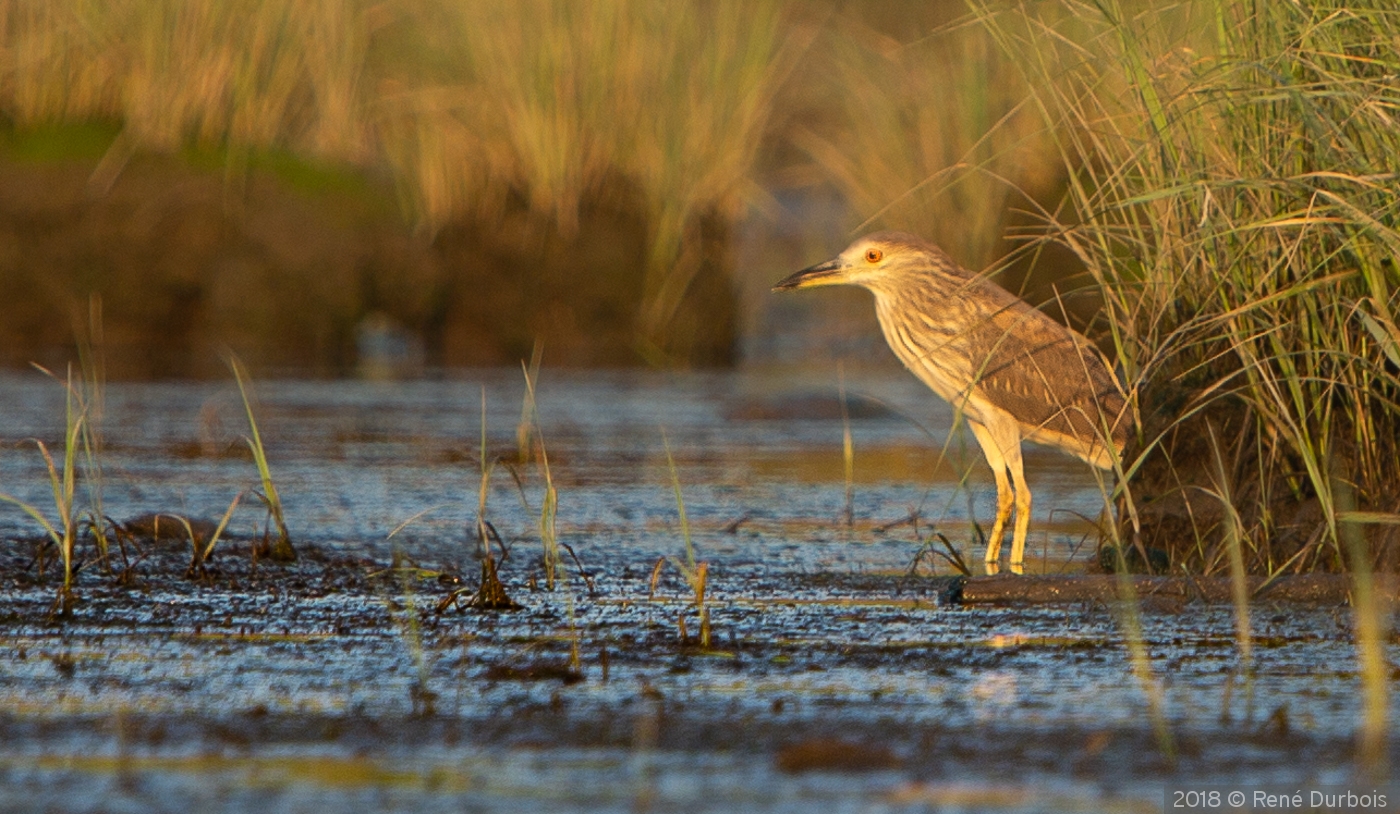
[0, 368, 1393, 812]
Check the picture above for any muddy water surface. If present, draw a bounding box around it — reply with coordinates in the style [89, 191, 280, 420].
[0, 369, 1390, 813]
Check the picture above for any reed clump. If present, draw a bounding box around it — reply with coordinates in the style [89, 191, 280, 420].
[972, 0, 1400, 576]
[979, 3, 1400, 771]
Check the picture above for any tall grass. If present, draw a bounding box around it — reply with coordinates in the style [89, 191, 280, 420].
[378, 0, 796, 353]
[0, 0, 369, 161]
[971, 0, 1398, 771]
[973, 0, 1400, 572]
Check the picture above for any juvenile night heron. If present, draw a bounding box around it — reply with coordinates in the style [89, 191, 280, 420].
[774, 231, 1130, 574]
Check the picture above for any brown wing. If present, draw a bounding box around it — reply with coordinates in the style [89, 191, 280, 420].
[964, 284, 1129, 460]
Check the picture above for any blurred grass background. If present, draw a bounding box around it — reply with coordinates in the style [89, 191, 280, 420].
[0, 0, 1055, 375]
[0, 0, 1396, 570]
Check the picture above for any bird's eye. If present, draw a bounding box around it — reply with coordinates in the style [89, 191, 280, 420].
[864, 248, 883, 263]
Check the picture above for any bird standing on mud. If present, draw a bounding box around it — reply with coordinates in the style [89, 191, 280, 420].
[774, 231, 1130, 574]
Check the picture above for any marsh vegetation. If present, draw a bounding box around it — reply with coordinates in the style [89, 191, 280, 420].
[1, 0, 1398, 808]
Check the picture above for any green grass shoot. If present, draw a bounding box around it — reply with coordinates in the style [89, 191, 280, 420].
[0, 366, 85, 615]
[661, 428, 709, 647]
[228, 354, 295, 562]
[520, 355, 562, 591]
[74, 294, 112, 570]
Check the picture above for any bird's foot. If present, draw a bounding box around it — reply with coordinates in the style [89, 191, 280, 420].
[1008, 561, 1024, 576]
[983, 560, 1001, 576]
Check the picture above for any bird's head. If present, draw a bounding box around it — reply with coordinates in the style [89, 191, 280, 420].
[772, 231, 950, 293]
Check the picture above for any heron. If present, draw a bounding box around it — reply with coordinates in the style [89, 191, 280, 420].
[773, 231, 1130, 574]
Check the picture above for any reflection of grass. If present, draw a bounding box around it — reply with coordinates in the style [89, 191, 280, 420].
[228, 355, 295, 562]
[390, 546, 438, 716]
[19, 754, 472, 793]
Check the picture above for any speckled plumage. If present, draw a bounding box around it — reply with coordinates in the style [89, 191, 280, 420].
[774, 231, 1131, 574]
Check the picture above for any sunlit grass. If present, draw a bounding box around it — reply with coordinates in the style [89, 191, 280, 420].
[793, 8, 1059, 272]
[159, 494, 243, 576]
[973, 0, 1400, 574]
[968, 0, 1399, 771]
[518, 353, 562, 591]
[0, 366, 85, 615]
[658, 429, 711, 648]
[73, 296, 113, 572]
[228, 355, 296, 562]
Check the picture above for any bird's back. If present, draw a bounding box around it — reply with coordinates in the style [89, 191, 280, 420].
[966, 289, 1128, 467]
[867, 236, 1129, 468]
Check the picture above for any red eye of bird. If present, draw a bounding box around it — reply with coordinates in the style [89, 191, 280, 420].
[865, 248, 883, 263]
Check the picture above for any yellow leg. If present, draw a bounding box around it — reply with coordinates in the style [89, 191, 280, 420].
[968, 421, 1015, 574]
[1006, 443, 1031, 575]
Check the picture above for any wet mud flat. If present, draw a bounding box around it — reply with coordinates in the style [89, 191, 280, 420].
[0, 538, 1390, 814]
[0, 370, 1396, 812]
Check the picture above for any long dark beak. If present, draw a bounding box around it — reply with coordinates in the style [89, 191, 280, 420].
[772, 258, 845, 292]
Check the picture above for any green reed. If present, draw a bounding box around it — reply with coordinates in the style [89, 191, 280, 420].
[661, 429, 709, 648]
[519, 356, 562, 591]
[73, 295, 114, 570]
[228, 355, 295, 562]
[0, 367, 85, 615]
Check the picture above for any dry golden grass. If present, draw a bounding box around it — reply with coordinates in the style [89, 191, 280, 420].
[973, 0, 1400, 573]
[973, 0, 1398, 767]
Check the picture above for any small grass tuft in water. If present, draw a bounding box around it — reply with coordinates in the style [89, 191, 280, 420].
[0, 365, 86, 616]
[440, 387, 519, 613]
[228, 355, 295, 562]
[519, 353, 562, 591]
[660, 429, 711, 649]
